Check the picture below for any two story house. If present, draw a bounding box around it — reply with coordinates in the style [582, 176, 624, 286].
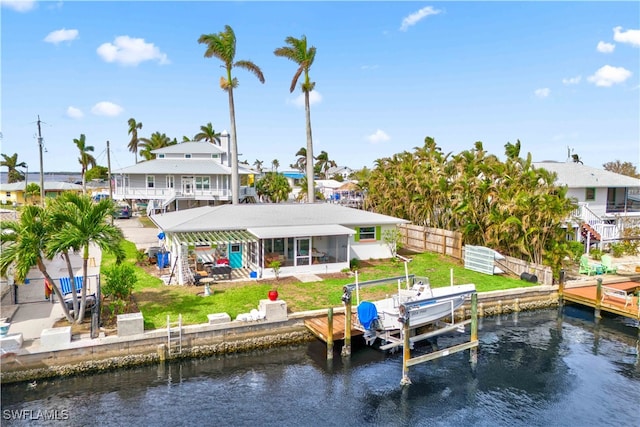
[112, 132, 258, 212]
[534, 161, 640, 247]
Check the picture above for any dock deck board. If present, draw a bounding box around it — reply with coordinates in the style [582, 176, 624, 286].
[564, 281, 639, 319]
[304, 313, 363, 342]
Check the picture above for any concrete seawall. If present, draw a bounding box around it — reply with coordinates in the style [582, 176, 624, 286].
[1, 286, 564, 384]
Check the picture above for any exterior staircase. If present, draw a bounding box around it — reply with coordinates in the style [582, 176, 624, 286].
[574, 203, 620, 244]
[581, 222, 601, 242]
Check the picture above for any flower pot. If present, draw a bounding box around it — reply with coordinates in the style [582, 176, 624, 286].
[268, 290, 278, 301]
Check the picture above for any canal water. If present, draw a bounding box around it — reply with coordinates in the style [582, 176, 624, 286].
[2, 308, 639, 426]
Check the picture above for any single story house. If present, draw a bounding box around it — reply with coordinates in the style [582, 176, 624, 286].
[149, 203, 409, 283]
[534, 161, 640, 245]
[0, 181, 83, 206]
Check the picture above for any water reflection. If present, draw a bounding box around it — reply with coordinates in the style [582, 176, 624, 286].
[2, 309, 639, 427]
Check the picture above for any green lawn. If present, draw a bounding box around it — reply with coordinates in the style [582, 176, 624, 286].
[103, 241, 539, 330]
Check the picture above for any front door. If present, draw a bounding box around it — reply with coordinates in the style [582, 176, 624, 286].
[182, 177, 193, 195]
[229, 243, 242, 269]
[295, 237, 310, 266]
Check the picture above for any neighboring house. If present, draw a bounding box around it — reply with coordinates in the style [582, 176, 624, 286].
[534, 161, 640, 246]
[150, 203, 409, 283]
[112, 132, 258, 213]
[315, 179, 343, 200]
[0, 181, 83, 205]
[326, 165, 354, 180]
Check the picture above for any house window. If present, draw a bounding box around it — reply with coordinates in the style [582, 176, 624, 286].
[184, 154, 192, 159]
[585, 188, 596, 201]
[195, 176, 210, 190]
[146, 175, 155, 189]
[5, 192, 10, 198]
[158, 154, 165, 159]
[166, 176, 174, 189]
[211, 154, 219, 159]
[358, 226, 376, 241]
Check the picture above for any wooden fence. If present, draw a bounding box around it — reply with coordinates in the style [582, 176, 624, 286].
[494, 255, 553, 286]
[398, 224, 463, 260]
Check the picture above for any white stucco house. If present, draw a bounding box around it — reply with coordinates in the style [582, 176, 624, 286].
[149, 203, 409, 283]
[534, 161, 640, 245]
[112, 132, 258, 213]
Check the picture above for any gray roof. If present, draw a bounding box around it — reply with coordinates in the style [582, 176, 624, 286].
[0, 181, 83, 191]
[151, 203, 409, 233]
[151, 141, 225, 155]
[112, 159, 253, 175]
[534, 162, 640, 188]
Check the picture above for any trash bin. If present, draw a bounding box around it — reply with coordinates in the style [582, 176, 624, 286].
[520, 272, 538, 283]
[249, 271, 258, 279]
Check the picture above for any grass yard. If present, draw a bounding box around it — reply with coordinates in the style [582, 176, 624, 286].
[102, 241, 538, 330]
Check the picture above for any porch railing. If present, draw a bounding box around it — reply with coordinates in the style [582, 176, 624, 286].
[573, 203, 620, 241]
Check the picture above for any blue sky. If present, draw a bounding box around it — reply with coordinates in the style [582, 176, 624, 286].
[2, 1, 639, 174]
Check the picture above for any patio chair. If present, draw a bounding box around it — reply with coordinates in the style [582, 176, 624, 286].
[59, 276, 84, 295]
[578, 255, 599, 276]
[600, 254, 618, 274]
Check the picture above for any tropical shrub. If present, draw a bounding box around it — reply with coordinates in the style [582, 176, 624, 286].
[589, 248, 603, 261]
[102, 263, 137, 300]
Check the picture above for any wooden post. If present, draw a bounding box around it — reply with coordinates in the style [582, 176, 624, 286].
[442, 233, 447, 255]
[595, 278, 602, 320]
[558, 269, 565, 305]
[158, 344, 167, 362]
[327, 307, 334, 360]
[341, 303, 352, 357]
[400, 320, 412, 385]
[470, 293, 478, 367]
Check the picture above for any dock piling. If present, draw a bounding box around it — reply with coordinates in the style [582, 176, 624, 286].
[341, 288, 352, 358]
[327, 307, 334, 360]
[470, 293, 478, 367]
[401, 320, 412, 386]
[595, 278, 603, 320]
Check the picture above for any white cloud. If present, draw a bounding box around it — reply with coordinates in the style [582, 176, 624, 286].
[288, 91, 323, 108]
[613, 26, 640, 47]
[97, 36, 169, 66]
[366, 129, 390, 144]
[562, 75, 581, 85]
[44, 28, 79, 45]
[534, 88, 550, 98]
[361, 64, 379, 70]
[399, 6, 441, 32]
[66, 106, 83, 119]
[587, 65, 632, 87]
[91, 102, 123, 117]
[0, 0, 36, 12]
[596, 41, 615, 53]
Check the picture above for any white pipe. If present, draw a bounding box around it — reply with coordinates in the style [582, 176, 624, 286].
[404, 261, 409, 289]
[355, 270, 360, 306]
[450, 268, 453, 286]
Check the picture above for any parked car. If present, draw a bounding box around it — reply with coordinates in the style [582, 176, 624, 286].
[114, 204, 131, 219]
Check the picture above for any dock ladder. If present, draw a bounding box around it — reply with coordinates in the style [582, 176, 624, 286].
[167, 314, 183, 356]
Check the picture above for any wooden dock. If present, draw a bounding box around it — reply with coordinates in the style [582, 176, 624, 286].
[563, 281, 640, 319]
[304, 313, 363, 342]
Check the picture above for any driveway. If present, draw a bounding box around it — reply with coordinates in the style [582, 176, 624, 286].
[115, 217, 161, 251]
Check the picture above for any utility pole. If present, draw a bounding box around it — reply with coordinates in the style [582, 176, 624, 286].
[37, 116, 45, 206]
[107, 140, 114, 225]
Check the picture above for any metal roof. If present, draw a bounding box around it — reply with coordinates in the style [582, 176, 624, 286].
[174, 229, 257, 246]
[534, 162, 640, 188]
[247, 224, 355, 239]
[151, 141, 225, 154]
[151, 203, 408, 233]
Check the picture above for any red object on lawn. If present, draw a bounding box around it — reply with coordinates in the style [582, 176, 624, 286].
[268, 290, 278, 301]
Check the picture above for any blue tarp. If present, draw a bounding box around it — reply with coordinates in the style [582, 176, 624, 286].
[357, 301, 378, 330]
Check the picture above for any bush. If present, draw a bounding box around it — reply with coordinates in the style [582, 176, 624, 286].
[350, 258, 360, 271]
[610, 243, 625, 258]
[589, 248, 603, 260]
[567, 241, 584, 262]
[102, 263, 137, 300]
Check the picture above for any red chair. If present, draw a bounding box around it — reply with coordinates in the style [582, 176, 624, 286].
[217, 258, 229, 266]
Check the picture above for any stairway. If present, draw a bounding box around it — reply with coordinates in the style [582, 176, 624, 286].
[581, 222, 601, 242]
[167, 314, 182, 356]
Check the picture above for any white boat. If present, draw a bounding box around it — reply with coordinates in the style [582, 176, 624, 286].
[355, 279, 476, 348]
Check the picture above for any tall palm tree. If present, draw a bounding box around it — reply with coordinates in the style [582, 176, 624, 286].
[194, 122, 221, 145]
[1, 153, 27, 183]
[127, 118, 143, 164]
[271, 159, 280, 172]
[253, 159, 264, 173]
[0, 205, 74, 322]
[289, 147, 307, 172]
[198, 25, 265, 204]
[48, 193, 124, 323]
[274, 35, 317, 203]
[139, 132, 175, 161]
[73, 134, 96, 194]
[314, 150, 336, 179]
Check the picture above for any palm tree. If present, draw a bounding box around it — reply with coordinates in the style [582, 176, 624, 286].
[48, 193, 124, 323]
[289, 147, 307, 172]
[194, 122, 221, 145]
[73, 134, 96, 194]
[274, 35, 317, 203]
[271, 159, 280, 172]
[0, 205, 74, 322]
[314, 150, 336, 179]
[253, 159, 264, 173]
[1, 153, 27, 183]
[198, 25, 265, 204]
[127, 118, 143, 164]
[139, 132, 175, 161]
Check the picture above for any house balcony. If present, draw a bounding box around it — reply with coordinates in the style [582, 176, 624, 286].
[113, 186, 256, 202]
